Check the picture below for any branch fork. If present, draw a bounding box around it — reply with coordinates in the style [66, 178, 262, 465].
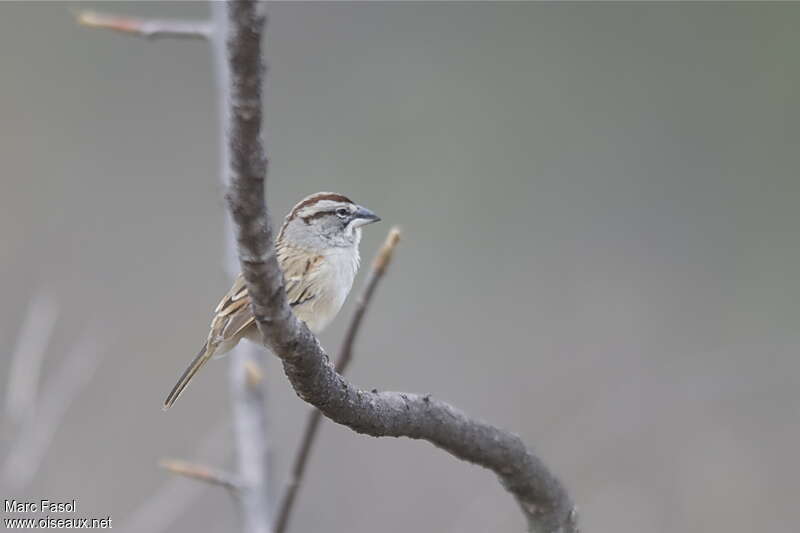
[78, 2, 579, 532]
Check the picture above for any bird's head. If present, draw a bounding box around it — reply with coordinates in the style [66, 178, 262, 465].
[278, 192, 381, 249]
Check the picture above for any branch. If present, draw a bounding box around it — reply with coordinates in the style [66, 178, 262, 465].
[77, 11, 212, 41]
[337, 227, 402, 375]
[119, 422, 230, 533]
[213, 3, 273, 533]
[274, 228, 402, 533]
[2, 325, 105, 490]
[4, 291, 59, 428]
[159, 458, 241, 493]
[222, 2, 578, 532]
[226, 345, 271, 533]
[79, 4, 274, 532]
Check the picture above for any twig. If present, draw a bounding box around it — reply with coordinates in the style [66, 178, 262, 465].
[226, 345, 271, 533]
[2, 325, 105, 490]
[159, 458, 241, 493]
[4, 291, 59, 428]
[118, 422, 229, 533]
[222, 1, 578, 530]
[274, 227, 401, 533]
[338, 227, 402, 375]
[77, 11, 212, 41]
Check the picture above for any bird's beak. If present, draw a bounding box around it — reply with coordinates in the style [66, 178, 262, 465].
[352, 205, 381, 226]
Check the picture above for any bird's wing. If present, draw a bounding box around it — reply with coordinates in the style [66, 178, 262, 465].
[209, 253, 325, 344]
[164, 252, 326, 410]
[210, 273, 255, 343]
[278, 246, 325, 310]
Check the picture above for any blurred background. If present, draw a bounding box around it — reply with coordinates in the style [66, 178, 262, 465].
[1, 2, 799, 532]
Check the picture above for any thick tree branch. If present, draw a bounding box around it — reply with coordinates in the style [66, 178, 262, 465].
[212, 3, 273, 533]
[223, 2, 578, 532]
[274, 228, 402, 533]
[77, 11, 212, 41]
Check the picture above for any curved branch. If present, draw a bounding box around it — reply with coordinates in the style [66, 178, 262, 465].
[274, 227, 402, 533]
[222, 1, 578, 531]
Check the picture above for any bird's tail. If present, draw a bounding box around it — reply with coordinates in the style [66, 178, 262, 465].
[163, 344, 214, 410]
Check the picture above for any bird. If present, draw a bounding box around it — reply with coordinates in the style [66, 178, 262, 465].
[163, 192, 381, 410]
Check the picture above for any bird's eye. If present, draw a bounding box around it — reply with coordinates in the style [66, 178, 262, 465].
[335, 208, 350, 218]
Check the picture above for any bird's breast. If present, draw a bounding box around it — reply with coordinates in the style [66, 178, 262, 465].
[295, 246, 360, 334]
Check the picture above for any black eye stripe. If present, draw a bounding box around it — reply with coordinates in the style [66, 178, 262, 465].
[301, 207, 350, 223]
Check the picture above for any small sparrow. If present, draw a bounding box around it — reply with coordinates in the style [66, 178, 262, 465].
[163, 192, 381, 409]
